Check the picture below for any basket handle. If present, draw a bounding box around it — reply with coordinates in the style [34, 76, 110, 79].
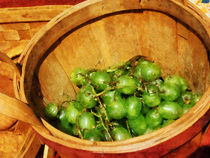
[0, 52, 21, 78]
[0, 52, 43, 127]
[0, 92, 43, 127]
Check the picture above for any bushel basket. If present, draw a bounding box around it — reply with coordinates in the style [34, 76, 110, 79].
[0, 0, 209, 157]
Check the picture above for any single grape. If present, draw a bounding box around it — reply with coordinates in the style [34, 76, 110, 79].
[116, 75, 137, 95]
[100, 90, 121, 105]
[66, 102, 81, 124]
[142, 92, 161, 107]
[70, 68, 87, 86]
[141, 63, 161, 81]
[106, 97, 126, 120]
[111, 127, 131, 141]
[146, 109, 163, 128]
[78, 112, 96, 130]
[125, 96, 142, 119]
[90, 71, 111, 92]
[164, 75, 188, 92]
[128, 115, 147, 136]
[76, 84, 97, 108]
[159, 83, 181, 101]
[158, 101, 183, 120]
[45, 103, 58, 118]
[83, 129, 102, 141]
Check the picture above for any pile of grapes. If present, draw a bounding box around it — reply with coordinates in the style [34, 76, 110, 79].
[45, 56, 201, 141]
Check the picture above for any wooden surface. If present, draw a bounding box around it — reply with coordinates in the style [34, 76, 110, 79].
[0, 5, 72, 130]
[0, 74, 16, 130]
[0, 5, 72, 158]
[0, 1, 209, 158]
[16, 0, 209, 157]
[56, 128, 210, 157]
[0, 72, 42, 158]
[0, 5, 73, 58]
[0, 5, 71, 23]
[0, 0, 84, 8]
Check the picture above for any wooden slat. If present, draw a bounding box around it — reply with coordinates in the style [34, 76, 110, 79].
[162, 132, 202, 158]
[0, 5, 72, 23]
[39, 52, 77, 105]
[136, 11, 177, 78]
[177, 22, 209, 93]
[53, 10, 177, 80]
[0, 4, 70, 158]
[43, 145, 56, 158]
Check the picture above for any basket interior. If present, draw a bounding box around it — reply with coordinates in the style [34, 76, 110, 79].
[35, 10, 209, 108]
[19, 9, 209, 149]
[18, 0, 210, 153]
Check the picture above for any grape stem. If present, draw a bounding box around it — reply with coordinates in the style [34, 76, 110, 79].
[78, 130, 83, 139]
[126, 120, 132, 136]
[90, 85, 113, 141]
[97, 99, 113, 141]
[75, 116, 83, 139]
[99, 115, 113, 141]
[93, 87, 115, 97]
[90, 110, 100, 118]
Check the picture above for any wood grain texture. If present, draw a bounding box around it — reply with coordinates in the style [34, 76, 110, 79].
[0, 69, 41, 157]
[0, 22, 47, 55]
[0, 10, 59, 132]
[0, 5, 69, 59]
[0, 53, 19, 130]
[177, 22, 209, 93]
[0, 0, 84, 8]
[0, 0, 208, 157]
[0, 6, 49, 155]
[39, 52, 76, 105]
[0, 5, 71, 23]
[162, 132, 202, 158]
[0, 121, 42, 158]
[0, 74, 16, 130]
[52, 10, 178, 78]
[52, 9, 208, 93]
[0, 92, 43, 127]
[19, 0, 209, 156]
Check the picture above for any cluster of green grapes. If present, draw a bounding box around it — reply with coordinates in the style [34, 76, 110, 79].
[45, 56, 201, 141]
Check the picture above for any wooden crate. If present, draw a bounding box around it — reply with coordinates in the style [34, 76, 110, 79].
[0, 5, 71, 158]
[0, 68, 42, 158]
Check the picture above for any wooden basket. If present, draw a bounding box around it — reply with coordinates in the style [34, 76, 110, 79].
[0, 0, 209, 157]
[0, 55, 42, 158]
[0, 5, 71, 157]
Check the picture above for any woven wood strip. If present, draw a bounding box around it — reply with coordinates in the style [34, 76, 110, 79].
[0, 5, 71, 23]
[0, 6, 70, 156]
[0, 5, 72, 79]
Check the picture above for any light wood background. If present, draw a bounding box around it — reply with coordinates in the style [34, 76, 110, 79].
[0, 5, 71, 158]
